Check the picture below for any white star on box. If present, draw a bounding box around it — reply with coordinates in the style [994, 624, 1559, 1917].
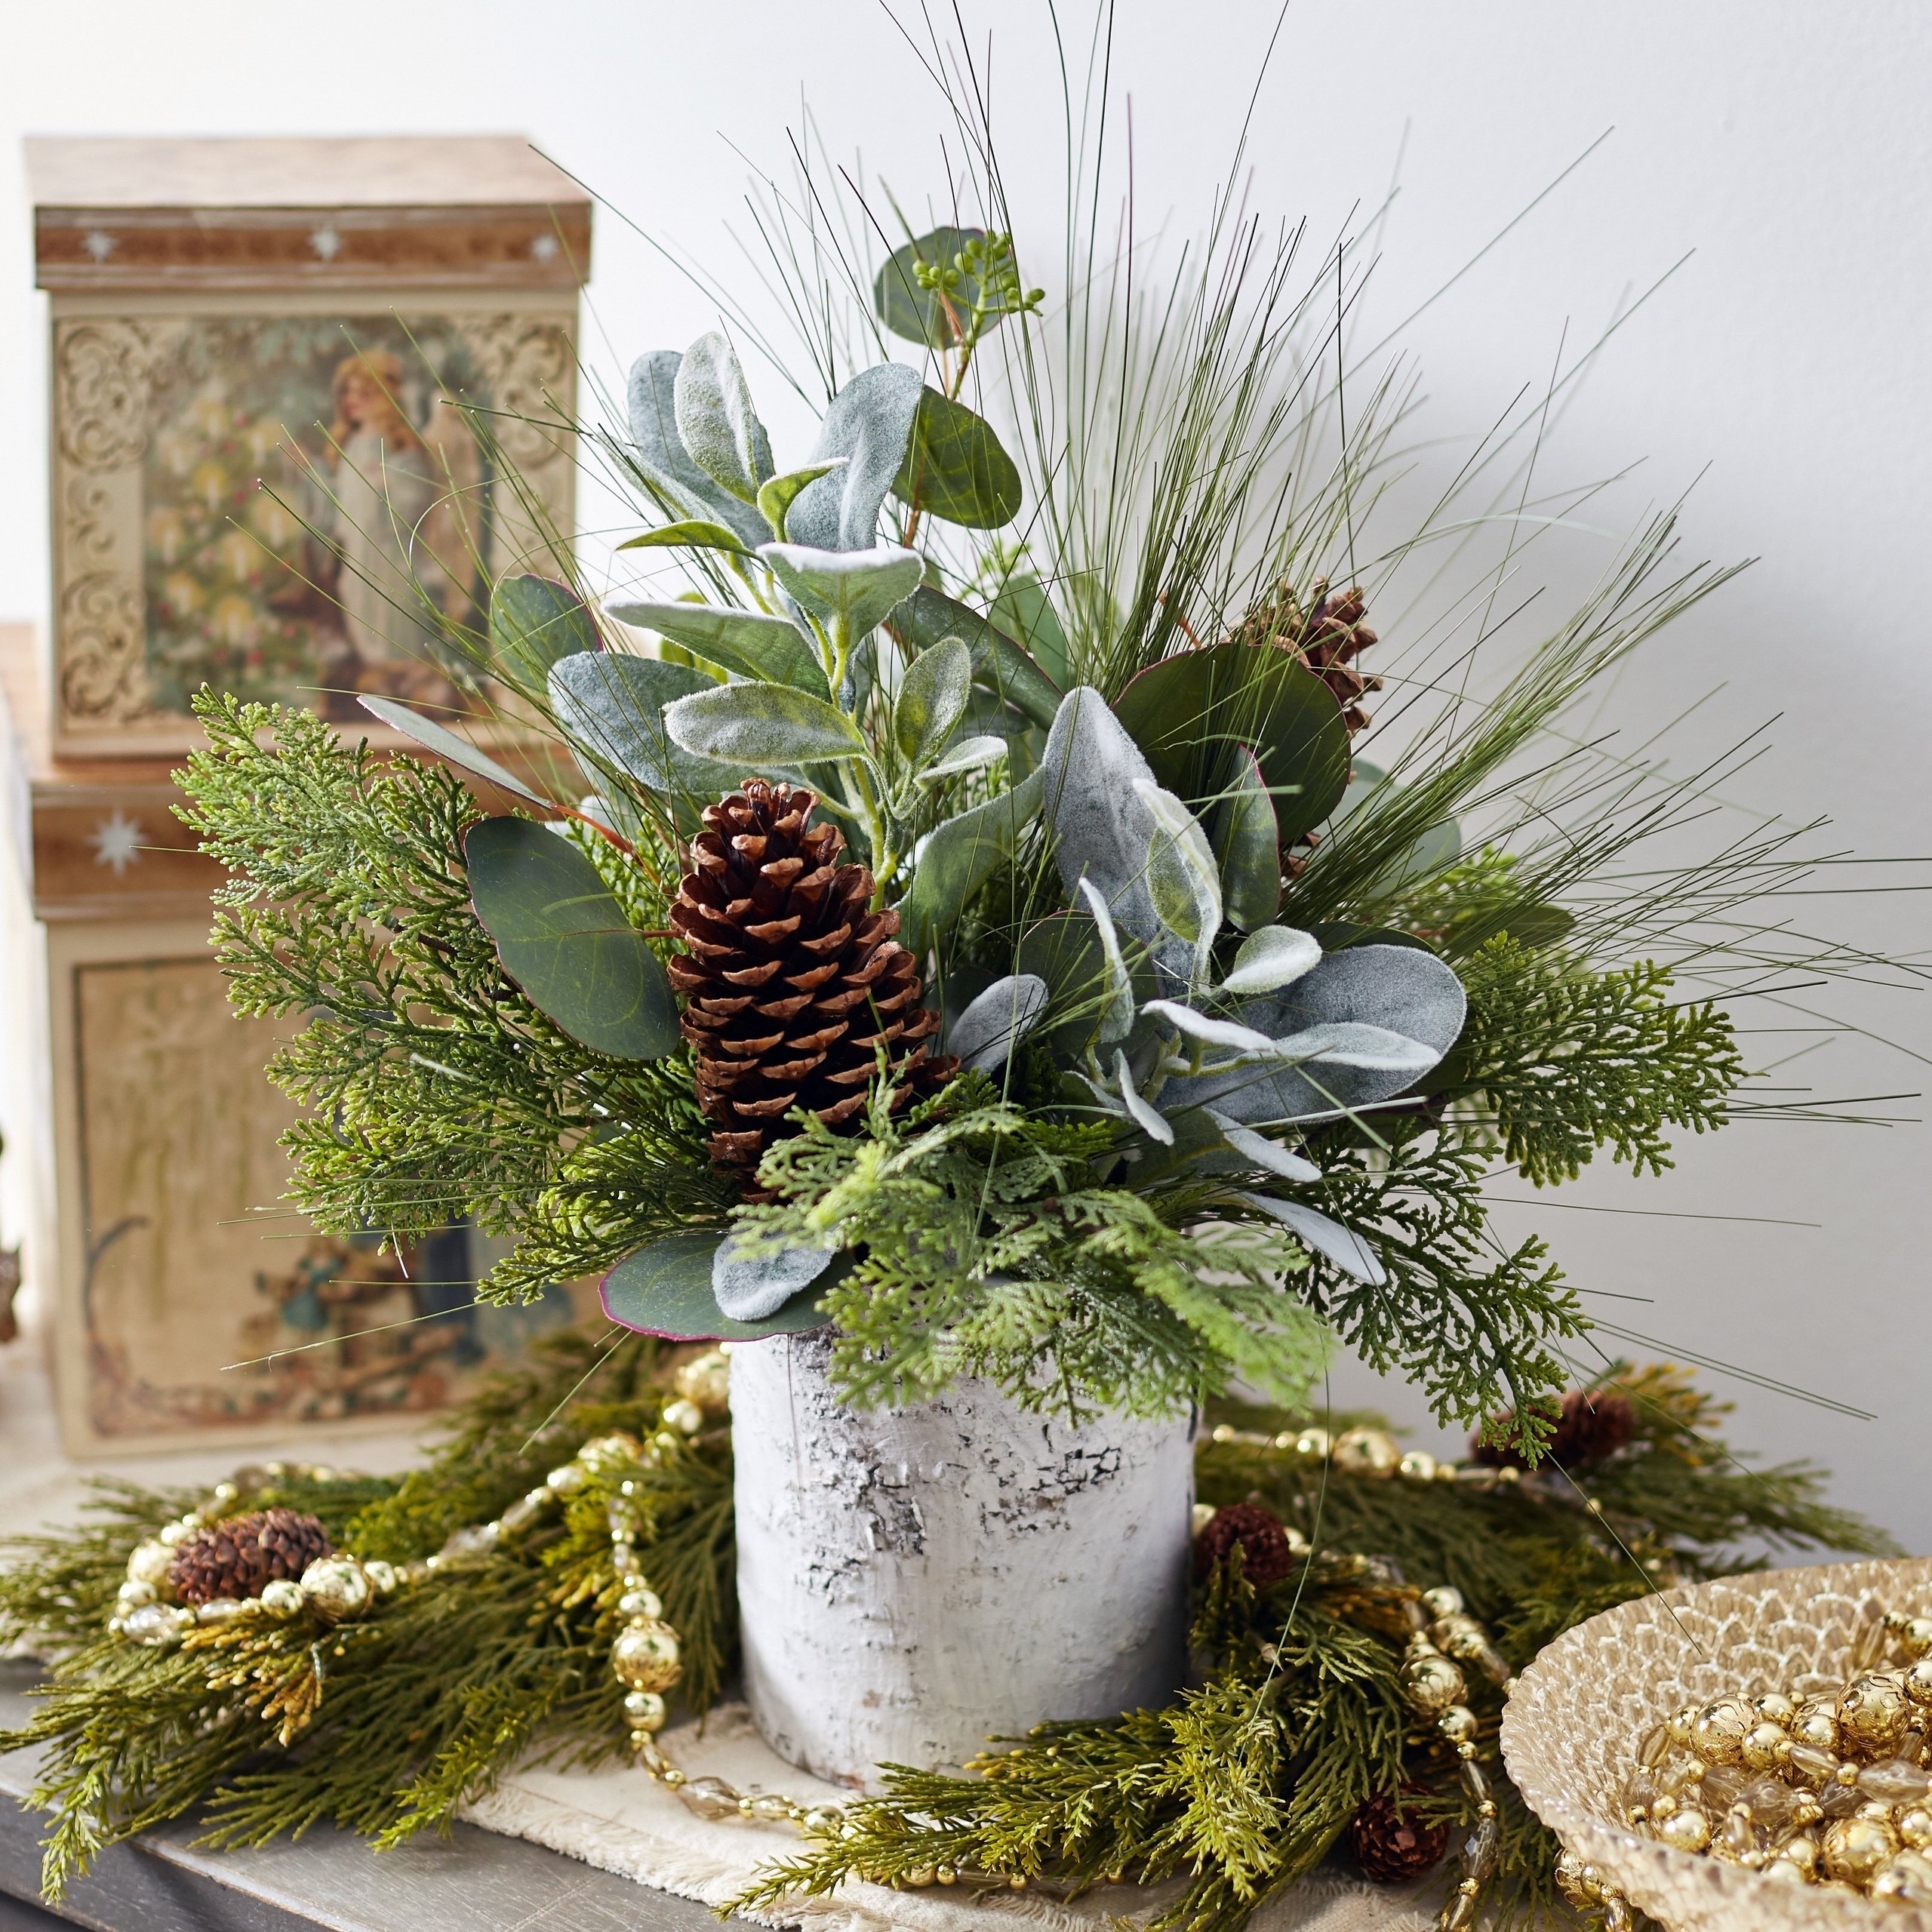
[83, 229, 115, 261]
[88, 811, 144, 875]
[310, 223, 342, 260]
[530, 232, 559, 263]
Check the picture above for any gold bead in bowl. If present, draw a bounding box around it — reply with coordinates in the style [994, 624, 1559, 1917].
[1836, 1672, 1910, 1756]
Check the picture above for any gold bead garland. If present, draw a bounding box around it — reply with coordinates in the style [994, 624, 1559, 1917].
[1598, 1606, 1932, 1909]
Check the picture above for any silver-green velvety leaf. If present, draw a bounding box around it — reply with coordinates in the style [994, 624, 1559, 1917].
[1136, 778, 1221, 990]
[673, 331, 774, 505]
[602, 1233, 828, 1341]
[1235, 1192, 1385, 1285]
[948, 973, 1049, 1073]
[1214, 744, 1281, 932]
[897, 768, 1045, 957]
[1220, 925, 1323, 997]
[616, 519, 755, 556]
[712, 1227, 838, 1322]
[1075, 880, 1138, 1044]
[626, 350, 769, 550]
[757, 460, 846, 540]
[1113, 1050, 1174, 1145]
[1164, 943, 1466, 1124]
[663, 681, 866, 766]
[786, 361, 924, 552]
[757, 543, 923, 639]
[603, 598, 828, 700]
[1206, 1110, 1321, 1183]
[917, 734, 1008, 783]
[548, 651, 740, 800]
[894, 634, 973, 767]
[358, 694, 549, 808]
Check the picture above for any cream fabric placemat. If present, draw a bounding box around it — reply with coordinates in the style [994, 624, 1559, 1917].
[457, 1701, 1440, 1932]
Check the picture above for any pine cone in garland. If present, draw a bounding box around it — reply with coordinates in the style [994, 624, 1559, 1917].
[1470, 1386, 1638, 1470]
[168, 1508, 332, 1604]
[1193, 1501, 1297, 1587]
[1226, 578, 1382, 732]
[1347, 1786, 1450, 1884]
[667, 780, 955, 1181]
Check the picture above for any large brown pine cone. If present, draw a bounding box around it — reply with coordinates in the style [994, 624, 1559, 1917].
[667, 780, 955, 1180]
[168, 1507, 332, 1604]
[1228, 579, 1382, 732]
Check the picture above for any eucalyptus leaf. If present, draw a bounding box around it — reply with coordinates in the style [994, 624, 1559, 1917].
[897, 768, 1044, 956]
[1221, 924, 1323, 996]
[548, 651, 740, 802]
[787, 361, 924, 552]
[873, 225, 983, 347]
[712, 1227, 839, 1322]
[663, 681, 866, 767]
[358, 695, 549, 808]
[891, 586, 1063, 731]
[894, 634, 972, 767]
[616, 520, 755, 556]
[674, 331, 773, 505]
[626, 350, 769, 550]
[1235, 1193, 1386, 1286]
[757, 543, 923, 638]
[601, 1233, 829, 1341]
[1213, 745, 1281, 931]
[1114, 641, 1350, 844]
[894, 386, 1022, 528]
[489, 575, 598, 691]
[988, 571, 1070, 688]
[465, 816, 678, 1060]
[948, 973, 1050, 1074]
[603, 598, 828, 699]
[757, 460, 847, 540]
[916, 734, 1009, 783]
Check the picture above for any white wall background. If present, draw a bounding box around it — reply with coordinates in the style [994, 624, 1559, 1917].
[0, 2, 1926, 1544]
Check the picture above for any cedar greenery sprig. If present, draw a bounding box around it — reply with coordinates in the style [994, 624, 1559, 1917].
[0, 1335, 733, 1900]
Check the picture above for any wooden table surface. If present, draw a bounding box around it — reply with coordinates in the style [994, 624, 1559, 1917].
[0, 1662, 739, 1932]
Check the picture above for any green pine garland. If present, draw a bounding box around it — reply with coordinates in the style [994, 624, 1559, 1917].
[0, 1337, 1893, 1920]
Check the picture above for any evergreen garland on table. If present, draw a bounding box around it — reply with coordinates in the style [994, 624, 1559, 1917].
[0, 1337, 1894, 1921]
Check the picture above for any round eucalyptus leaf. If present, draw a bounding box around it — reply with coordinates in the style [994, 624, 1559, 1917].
[601, 1233, 832, 1341]
[490, 575, 599, 691]
[465, 817, 678, 1060]
[893, 387, 1022, 529]
[873, 226, 984, 347]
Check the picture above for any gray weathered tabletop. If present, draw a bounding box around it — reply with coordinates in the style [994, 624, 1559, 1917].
[0, 1660, 746, 1931]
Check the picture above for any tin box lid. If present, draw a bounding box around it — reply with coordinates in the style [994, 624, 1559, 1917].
[26, 134, 592, 291]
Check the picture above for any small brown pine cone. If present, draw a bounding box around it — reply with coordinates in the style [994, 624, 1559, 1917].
[667, 780, 956, 1181]
[1347, 1786, 1450, 1884]
[1193, 1502, 1297, 1588]
[1470, 1386, 1637, 1470]
[168, 1507, 332, 1604]
[1226, 579, 1382, 732]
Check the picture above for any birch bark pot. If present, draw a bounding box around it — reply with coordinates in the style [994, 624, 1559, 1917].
[731, 1331, 1195, 1788]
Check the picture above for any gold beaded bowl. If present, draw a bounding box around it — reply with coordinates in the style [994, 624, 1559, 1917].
[1501, 1557, 1932, 1932]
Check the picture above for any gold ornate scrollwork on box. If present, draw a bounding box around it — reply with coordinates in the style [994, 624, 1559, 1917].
[55, 320, 172, 472]
[64, 477, 115, 561]
[59, 572, 147, 723]
[453, 315, 574, 469]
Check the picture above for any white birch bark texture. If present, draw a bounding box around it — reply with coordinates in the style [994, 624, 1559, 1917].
[731, 1331, 1195, 1789]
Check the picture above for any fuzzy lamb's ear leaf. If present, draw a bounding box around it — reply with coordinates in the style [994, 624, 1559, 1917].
[948, 973, 1050, 1074]
[1112, 1050, 1174, 1145]
[787, 362, 924, 552]
[894, 386, 1022, 528]
[663, 682, 867, 767]
[1136, 779, 1222, 989]
[547, 652, 740, 801]
[1235, 1192, 1385, 1286]
[358, 695, 549, 808]
[616, 519, 755, 557]
[603, 598, 828, 699]
[1164, 942, 1466, 1124]
[916, 734, 1009, 784]
[757, 543, 924, 639]
[626, 350, 770, 549]
[1221, 924, 1323, 997]
[489, 575, 599, 691]
[673, 332, 774, 505]
[891, 586, 1063, 731]
[601, 1232, 830, 1340]
[874, 225, 984, 347]
[1075, 881, 1140, 1044]
[897, 768, 1045, 957]
[712, 1227, 840, 1323]
[465, 817, 678, 1060]
[1206, 1110, 1321, 1183]
[894, 634, 973, 768]
[1213, 745, 1281, 931]
[757, 460, 847, 540]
